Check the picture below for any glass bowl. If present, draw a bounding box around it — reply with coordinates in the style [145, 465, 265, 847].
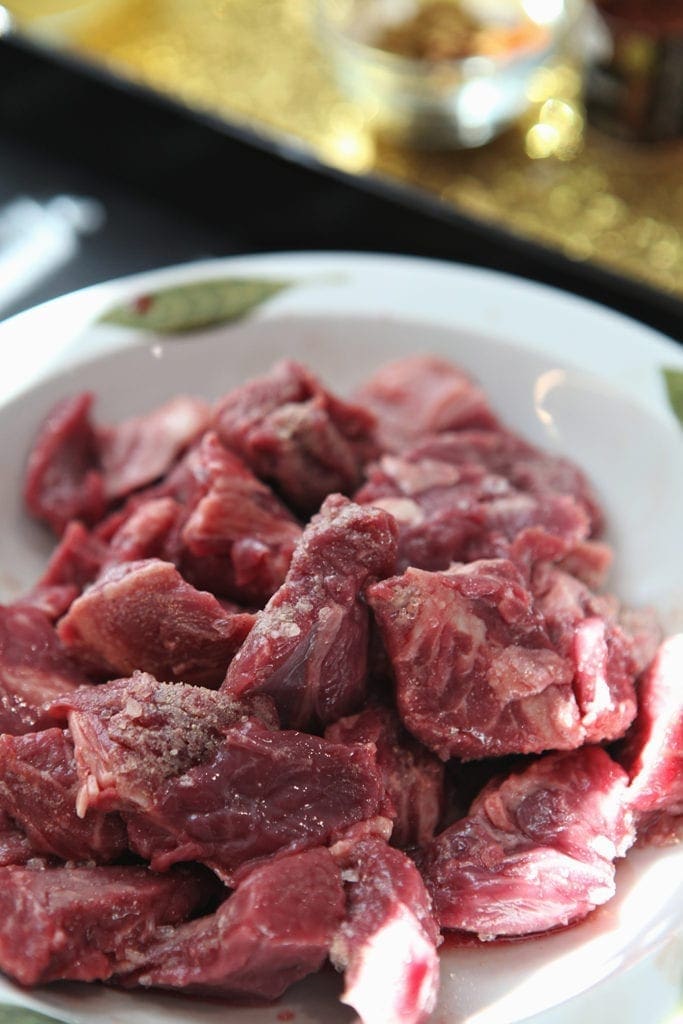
[316, 0, 585, 148]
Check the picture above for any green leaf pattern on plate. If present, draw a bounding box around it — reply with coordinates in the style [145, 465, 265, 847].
[663, 367, 683, 426]
[0, 1008, 64, 1024]
[98, 277, 295, 333]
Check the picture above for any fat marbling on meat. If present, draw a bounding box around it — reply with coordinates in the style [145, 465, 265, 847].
[405, 428, 604, 536]
[0, 727, 126, 863]
[331, 835, 441, 1024]
[620, 634, 683, 845]
[356, 454, 590, 572]
[421, 746, 634, 938]
[368, 558, 637, 761]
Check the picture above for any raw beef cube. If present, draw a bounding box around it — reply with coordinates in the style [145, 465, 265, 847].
[355, 355, 498, 452]
[127, 847, 345, 999]
[36, 520, 107, 590]
[0, 604, 91, 735]
[109, 433, 302, 605]
[357, 455, 589, 572]
[620, 635, 683, 845]
[57, 559, 254, 685]
[98, 395, 210, 500]
[16, 584, 78, 622]
[557, 539, 613, 590]
[367, 561, 582, 761]
[532, 564, 638, 743]
[214, 359, 378, 513]
[326, 706, 444, 848]
[224, 495, 398, 729]
[407, 428, 604, 535]
[179, 434, 302, 602]
[21, 521, 108, 619]
[0, 864, 213, 985]
[370, 559, 638, 760]
[421, 747, 634, 938]
[463, 492, 589, 563]
[0, 811, 34, 866]
[0, 728, 127, 863]
[104, 496, 181, 567]
[52, 672, 384, 882]
[24, 392, 105, 535]
[356, 457, 506, 571]
[331, 836, 440, 1024]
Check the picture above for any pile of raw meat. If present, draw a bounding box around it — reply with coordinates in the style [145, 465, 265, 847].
[0, 354, 680, 1023]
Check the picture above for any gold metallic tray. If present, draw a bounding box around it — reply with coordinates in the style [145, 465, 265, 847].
[12, 0, 683, 301]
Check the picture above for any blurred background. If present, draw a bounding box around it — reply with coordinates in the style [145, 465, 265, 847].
[0, 0, 682, 338]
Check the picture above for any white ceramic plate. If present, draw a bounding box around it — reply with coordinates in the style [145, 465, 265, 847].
[0, 253, 681, 1024]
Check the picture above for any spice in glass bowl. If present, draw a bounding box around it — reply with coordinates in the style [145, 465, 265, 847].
[377, 0, 549, 63]
[317, 0, 584, 149]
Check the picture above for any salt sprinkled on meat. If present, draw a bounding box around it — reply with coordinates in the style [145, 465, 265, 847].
[49, 671, 276, 814]
[123, 719, 387, 884]
[51, 672, 385, 883]
[214, 359, 378, 514]
[224, 494, 398, 729]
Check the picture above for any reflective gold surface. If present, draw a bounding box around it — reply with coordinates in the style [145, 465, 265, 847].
[12, 0, 683, 299]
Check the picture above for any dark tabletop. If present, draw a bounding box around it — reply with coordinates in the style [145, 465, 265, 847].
[0, 34, 681, 342]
